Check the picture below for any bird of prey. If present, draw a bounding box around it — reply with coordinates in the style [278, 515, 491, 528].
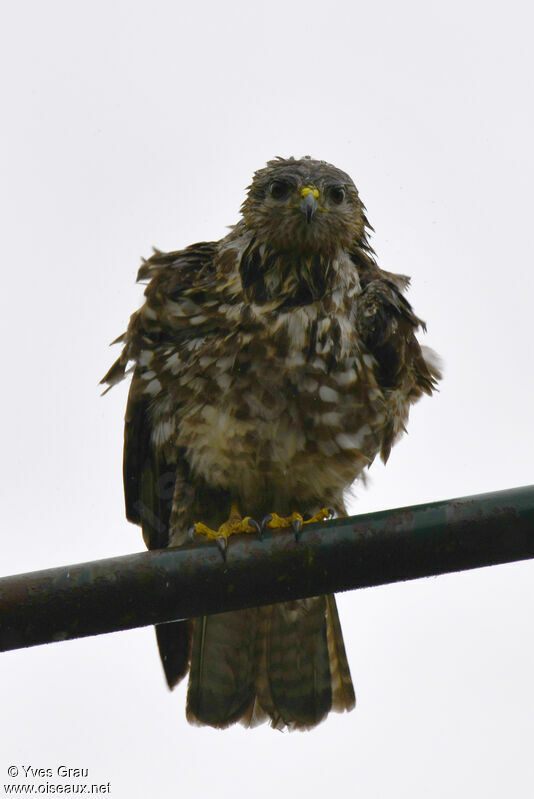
[102, 156, 440, 730]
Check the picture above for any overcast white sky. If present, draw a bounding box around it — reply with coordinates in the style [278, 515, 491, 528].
[1, 1, 533, 796]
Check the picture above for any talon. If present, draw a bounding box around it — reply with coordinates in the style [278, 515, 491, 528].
[246, 518, 262, 537]
[261, 514, 273, 533]
[292, 517, 303, 541]
[216, 537, 228, 559]
[303, 507, 332, 525]
[191, 503, 260, 544]
[260, 507, 332, 534]
[188, 525, 196, 541]
[191, 521, 221, 541]
[263, 512, 303, 531]
[327, 508, 336, 520]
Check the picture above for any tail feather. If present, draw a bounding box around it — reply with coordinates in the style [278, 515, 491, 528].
[325, 594, 356, 712]
[263, 597, 333, 730]
[155, 621, 192, 690]
[183, 596, 355, 731]
[186, 610, 258, 728]
[247, 605, 277, 728]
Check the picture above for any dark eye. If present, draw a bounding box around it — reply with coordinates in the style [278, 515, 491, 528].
[269, 180, 291, 200]
[328, 186, 345, 204]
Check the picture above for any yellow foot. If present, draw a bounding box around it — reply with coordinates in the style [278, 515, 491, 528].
[191, 502, 260, 543]
[262, 507, 334, 533]
[192, 516, 258, 541]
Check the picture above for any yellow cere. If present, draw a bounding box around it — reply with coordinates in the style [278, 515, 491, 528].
[301, 185, 320, 199]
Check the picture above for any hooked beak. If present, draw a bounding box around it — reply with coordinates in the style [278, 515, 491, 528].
[299, 186, 319, 223]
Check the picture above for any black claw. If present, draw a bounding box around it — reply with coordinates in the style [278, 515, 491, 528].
[292, 518, 303, 541]
[327, 508, 336, 520]
[247, 518, 263, 539]
[216, 536, 228, 560]
[261, 514, 273, 533]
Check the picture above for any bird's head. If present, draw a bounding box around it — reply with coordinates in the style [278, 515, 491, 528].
[241, 156, 367, 257]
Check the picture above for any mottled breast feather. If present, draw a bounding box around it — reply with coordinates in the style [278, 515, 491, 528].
[103, 223, 440, 526]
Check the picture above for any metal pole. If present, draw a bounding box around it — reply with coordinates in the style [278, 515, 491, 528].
[1, 485, 533, 653]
